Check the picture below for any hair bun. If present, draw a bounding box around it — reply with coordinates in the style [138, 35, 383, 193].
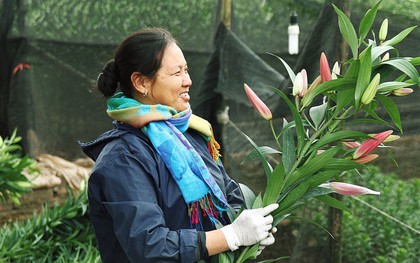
[96, 60, 119, 97]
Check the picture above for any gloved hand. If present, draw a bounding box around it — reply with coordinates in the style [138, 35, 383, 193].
[256, 226, 277, 256]
[221, 203, 279, 251]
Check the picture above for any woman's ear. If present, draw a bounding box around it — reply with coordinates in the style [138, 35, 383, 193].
[130, 72, 148, 94]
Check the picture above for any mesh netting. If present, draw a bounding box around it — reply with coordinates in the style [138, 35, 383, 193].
[1, 0, 419, 174]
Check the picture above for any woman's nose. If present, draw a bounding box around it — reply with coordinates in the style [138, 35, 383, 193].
[183, 73, 192, 87]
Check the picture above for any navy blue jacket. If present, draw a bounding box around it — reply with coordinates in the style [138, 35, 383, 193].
[80, 121, 244, 262]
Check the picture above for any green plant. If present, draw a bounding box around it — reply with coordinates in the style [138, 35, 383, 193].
[0, 129, 36, 205]
[341, 167, 420, 263]
[219, 0, 419, 261]
[278, 166, 419, 263]
[0, 186, 100, 262]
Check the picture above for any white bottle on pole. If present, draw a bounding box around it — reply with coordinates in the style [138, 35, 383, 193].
[288, 12, 299, 55]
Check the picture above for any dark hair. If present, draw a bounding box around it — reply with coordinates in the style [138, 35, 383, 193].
[96, 28, 176, 98]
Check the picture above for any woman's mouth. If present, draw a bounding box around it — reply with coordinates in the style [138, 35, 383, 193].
[179, 92, 190, 100]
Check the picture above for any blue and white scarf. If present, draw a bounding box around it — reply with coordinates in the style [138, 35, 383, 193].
[107, 92, 227, 228]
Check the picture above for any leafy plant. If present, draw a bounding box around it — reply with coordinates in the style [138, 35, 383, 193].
[0, 129, 36, 205]
[0, 185, 100, 262]
[218, 1, 419, 261]
[342, 167, 420, 263]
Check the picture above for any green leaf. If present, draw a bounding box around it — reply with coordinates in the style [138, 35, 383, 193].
[382, 26, 417, 47]
[344, 59, 360, 79]
[304, 184, 334, 198]
[309, 103, 327, 129]
[333, 4, 359, 59]
[371, 45, 394, 63]
[218, 251, 234, 262]
[306, 171, 340, 189]
[263, 162, 285, 206]
[272, 213, 292, 227]
[240, 132, 272, 179]
[285, 147, 341, 188]
[241, 146, 280, 164]
[322, 158, 364, 171]
[273, 201, 304, 222]
[310, 131, 368, 154]
[376, 94, 403, 133]
[341, 117, 389, 129]
[335, 88, 355, 113]
[281, 119, 295, 174]
[316, 195, 351, 213]
[381, 58, 420, 86]
[358, 0, 382, 43]
[268, 52, 295, 82]
[302, 78, 356, 108]
[355, 46, 372, 109]
[410, 57, 420, 66]
[257, 256, 290, 263]
[278, 181, 310, 210]
[252, 193, 263, 209]
[239, 183, 256, 209]
[359, 105, 397, 131]
[240, 244, 260, 261]
[272, 88, 305, 156]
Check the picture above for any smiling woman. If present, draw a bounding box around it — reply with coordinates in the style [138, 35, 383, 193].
[79, 28, 279, 263]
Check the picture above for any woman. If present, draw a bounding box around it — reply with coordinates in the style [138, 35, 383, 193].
[80, 28, 278, 262]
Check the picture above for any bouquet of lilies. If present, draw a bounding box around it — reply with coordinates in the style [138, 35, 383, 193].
[218, 1, 419, 262]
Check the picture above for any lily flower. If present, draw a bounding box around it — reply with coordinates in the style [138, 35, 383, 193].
[304, 75, 321, 98]
[244, 83, 272, 121]
[391, 88, 413, 97]
[361, 73, 381, 105]
[368, 134, 400, 143]
[320, 182, 380, 196]
[379, 18, 388, 43]
[353, 153, 379, 164]
[353, 130, 393, 159]
[331, 62, 341, 80]
[320, 52, 332, 82]
[342, 141, 361, 149]
[292, 69, 308, 98]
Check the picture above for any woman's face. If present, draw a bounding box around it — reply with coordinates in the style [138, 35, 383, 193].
[144, 42, 192, 112]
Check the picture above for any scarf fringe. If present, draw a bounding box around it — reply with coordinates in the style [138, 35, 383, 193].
[189, 193, 225, 230]
[208, 133, 221, 162]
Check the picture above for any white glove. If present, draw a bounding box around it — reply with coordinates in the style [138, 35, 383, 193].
[221, 203, 279, 251]
[256, 226, 278, 256]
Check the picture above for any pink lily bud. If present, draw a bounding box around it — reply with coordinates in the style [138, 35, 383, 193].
[342, 141, 361, 149]
[292, 69, 308, 98]
[320, 182, 380, 196]
[353, 130, 393, 159]
[331, 62, 341, 80]
[244, 83, 272, 121]
[304, 75, 321, 98]
[320, 52, 332, 82]
[368, 134, 400, 143]
[353, 154, 379, 164]
[391, 88, 413, 97]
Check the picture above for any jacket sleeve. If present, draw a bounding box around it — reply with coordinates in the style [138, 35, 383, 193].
[89, 145, 198, 263]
